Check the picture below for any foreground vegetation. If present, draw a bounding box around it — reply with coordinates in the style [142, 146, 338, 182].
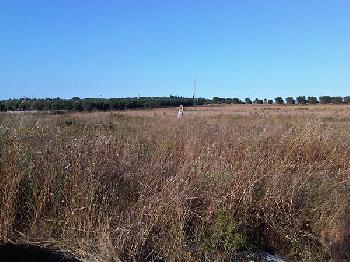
[0, 106, 349, 261]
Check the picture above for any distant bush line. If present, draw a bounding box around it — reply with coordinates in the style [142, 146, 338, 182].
[1, 95, 350, 112]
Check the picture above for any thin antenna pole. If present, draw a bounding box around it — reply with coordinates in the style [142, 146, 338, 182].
[193, 78, 197, 106]
[193, 78, 196, 99]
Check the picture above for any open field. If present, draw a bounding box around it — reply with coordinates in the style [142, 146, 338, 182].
[0, 104, 349, 261]
[121, 104, 350, 117]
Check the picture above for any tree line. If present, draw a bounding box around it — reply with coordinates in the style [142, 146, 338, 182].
[0, 95, 350, 112]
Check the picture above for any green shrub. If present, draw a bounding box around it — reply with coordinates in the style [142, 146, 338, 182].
[201, 209, 248, 254]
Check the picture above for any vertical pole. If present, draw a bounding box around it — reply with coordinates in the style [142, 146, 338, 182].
[192, 78, 196, 106]
[193, 78, 196, 99]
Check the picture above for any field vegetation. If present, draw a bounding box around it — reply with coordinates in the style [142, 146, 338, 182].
[0, 105, 349, 261]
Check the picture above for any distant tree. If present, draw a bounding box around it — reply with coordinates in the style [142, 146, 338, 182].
[81, 99, 94, 111]
[296, 96, 306, 104]
[72, 101, 83, 111]
[2, 95, 344, 112]
[225, 98, 232, 104]
[285, 97, 295, 104]
[43, 99, 52, 110]
[31, 100, 44, 110]
[344, 96, 350, 104]
[232, 98, 241, 104]
[213, 97, 225, 104]
[63, 100, 73, 111]
[307, 96, 318, 104]
[319, 96, 332, 104]
[331, 97, 343, 104]
[275, 97, 284, 104]
[254, 98, 263, 104]
[51, 101, 64, 110]
[18, 100, 29, 111]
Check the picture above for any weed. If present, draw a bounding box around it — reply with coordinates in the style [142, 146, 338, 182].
[0, 107, 349, 261]
[200, 209, 248, 254]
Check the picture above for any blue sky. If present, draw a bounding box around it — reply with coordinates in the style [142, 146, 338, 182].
[1, 0, 349, 99]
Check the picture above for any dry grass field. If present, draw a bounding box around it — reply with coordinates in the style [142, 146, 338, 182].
[0, 104, 349, 261]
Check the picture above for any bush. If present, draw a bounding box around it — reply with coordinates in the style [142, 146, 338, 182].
[200, 209, 248, 254]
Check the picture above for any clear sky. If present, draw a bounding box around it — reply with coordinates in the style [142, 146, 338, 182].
[1, 0, 349, 99]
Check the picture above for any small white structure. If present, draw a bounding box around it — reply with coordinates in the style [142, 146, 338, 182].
[177, 104, 184, 118]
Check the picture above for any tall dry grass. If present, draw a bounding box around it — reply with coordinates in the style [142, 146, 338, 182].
[0, 109, 349, 261]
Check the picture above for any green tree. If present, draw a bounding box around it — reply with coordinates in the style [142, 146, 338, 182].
[232, 98, 241, 104]
[307, 96, 318, 104]
[319, 96, 332, 104]
[331, 97, 343, 104]
[275, 97, 284, 104]
[285, 97, 295, 104]
[296, 96, 306, 104]
[213, 97, 225, 104]
[344, 96, 350, 104]
[254, 98, 263, 104]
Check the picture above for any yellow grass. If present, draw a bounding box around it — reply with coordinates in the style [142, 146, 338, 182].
[0, 105, 349, 261]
